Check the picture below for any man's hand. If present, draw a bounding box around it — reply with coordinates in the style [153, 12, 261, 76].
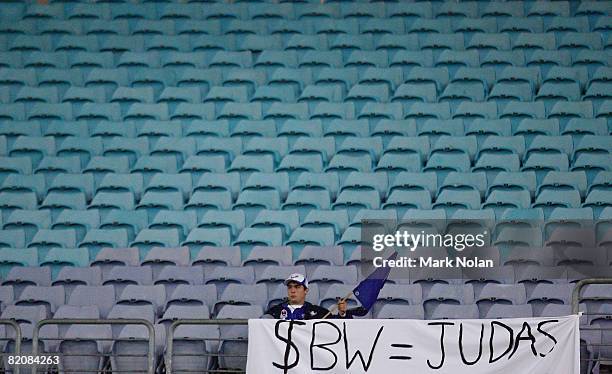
[337, 299, 347, 317]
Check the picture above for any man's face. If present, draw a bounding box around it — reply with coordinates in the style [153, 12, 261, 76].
[286, 281, 308, 304]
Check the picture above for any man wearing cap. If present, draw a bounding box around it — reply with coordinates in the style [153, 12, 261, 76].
[264, 273, 352, 320]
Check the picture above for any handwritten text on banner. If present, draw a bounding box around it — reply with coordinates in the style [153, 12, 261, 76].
[247, 315, 580, 374]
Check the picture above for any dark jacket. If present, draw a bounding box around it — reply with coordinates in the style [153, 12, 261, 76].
[265, 301, 354, 320]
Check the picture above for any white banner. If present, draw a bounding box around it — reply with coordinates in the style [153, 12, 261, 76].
[247, 315, 580, 374]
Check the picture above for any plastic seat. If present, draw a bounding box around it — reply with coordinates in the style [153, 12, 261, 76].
[453, 102, 498, 123]
[375, 304, 425, 319]
[282, 189, 331, 221]
[250, 210, 298, 241]
[34, 156, 81, 186]
[2, 265, 51, 299]
[425, 153, 471, 175]
[429, 302, 481, 321]
[115, 285, 165, 320]
[325, 154, 373, 184]
[192, 246, 241, 276]
[154, 265, 204, 298]
[382, 188, 433, 216]
[149, 211, 197, 242]
[0, 229, 25, 249]
[243, 139, 288, 166]
[284, 227, 335, 256]
[488, 82, 533, 104]
[436, 49, 480, 75]
[0, 247, 37, 281]
[0, 123, 41, 150]
[28, 227, 77, 255]
[4, 210, 51, 244]
[204, 266, 255, 294]
[500, 102, 547, 126]
[291, 171, 339, 201]
[294, 245, 343, 278]
[0, 174, 45, 208]
[340, 171, 387, 200]
[181, 228, 232, 257]
[130, 229, 180, 260]
[242, 246, 293, 279]
[232, 227, 284, 259]
[78, 229, 128, 259]
[193, 172, 240, 201]
[309, 265, 358, 296]
[102, 265, 152, 298]
[333, 189, 381, 219]
[324, 120, 369, 147]
[230, 121, 276, 142]
[15, 285, 63, 315]
[525, 50, 571, 74]
[475, 284, 527, 317]
[465, 32, 511, 55]
[434, 190, 482, 211]
[138, 247, 191, 282]
[232, 189, 280, 225]
[526, 1, 570, 17]
[51, 209, 99, 243]
[0, 190, 38, 223]
[522, 153, 570, 183]
[9, 136, 55, 169]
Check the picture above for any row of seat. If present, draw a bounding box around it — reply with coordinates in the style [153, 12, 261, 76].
[1, 241, 611, 281]
[1, 165, 610, 209]
[1, 120, 610, 150]
[1, 51, 609, 81]
[2, 56, 609, 88]
[1, 215, 611, 266]
[3, 81, 610, 109]
[0, 280, 603, 319]
[1, 204, 611, 251]
[1, 2, 608, 22]
[1, 169, 610, 219]
[4, 221, 612, 259]
[2, 162, 609, 201]
[2, 303, 607, 373]
[2, 204, 610, 238]
[0, 262, 610, 311]
[3, 302, 610, 373]
[1, 146, 609, 194]
[1, 64, 609, 96]
[2, 132, 609, 162]
[1, 221, 610, 262]
[2, 31, 610, 54]
[1, 101, 609, 125]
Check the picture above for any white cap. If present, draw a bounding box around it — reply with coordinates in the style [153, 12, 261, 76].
[284, 273, 308, 288]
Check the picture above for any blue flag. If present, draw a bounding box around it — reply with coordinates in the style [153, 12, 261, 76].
[352, 252, 397, 311]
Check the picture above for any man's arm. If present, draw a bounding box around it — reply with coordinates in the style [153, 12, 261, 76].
[264, 304, 283, 319]
[312, 305, 353, 319]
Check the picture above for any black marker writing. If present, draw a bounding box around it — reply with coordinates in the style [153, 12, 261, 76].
[427, 322, 454, 369]
[310, 321, 341, 371]
[489, 321, 514, 363]
[344, 322, 384, 371]
[509, 322, 537, 359]
[389, 343, 413, 360]
[273, 319, 305, 373]
[537, 319, 559, 357]
[459, 322, 484, 366]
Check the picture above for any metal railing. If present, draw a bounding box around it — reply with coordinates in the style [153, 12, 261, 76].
[8, 286, 610, 374]
[0, 320, 22, 374]
[31, 319, 155, 374]
[166, 319, 248, 374]
[572, 278, 612, 374]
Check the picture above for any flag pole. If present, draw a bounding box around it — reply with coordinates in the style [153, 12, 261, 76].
[322, 291, 353, 319]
